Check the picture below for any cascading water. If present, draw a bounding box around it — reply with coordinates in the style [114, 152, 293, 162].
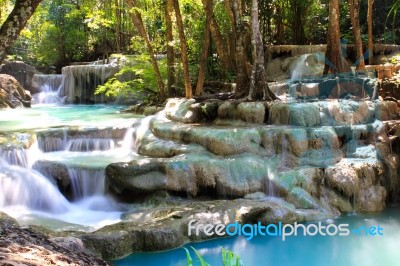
[0, 159, 70, 213]
[37, 128, 68, 152]
[31, 61, 119, 105]
[32, 74, 63, 104]
[0, 146, 29, 167]
[65, 138, 115, 152]
[58, 64, 119, 104]
[0, 104, 141, 231]
[290, 53, 325, 81]
[67, 168, 106, 200]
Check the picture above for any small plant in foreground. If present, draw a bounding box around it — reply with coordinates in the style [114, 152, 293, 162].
[184, 246, 244, 266]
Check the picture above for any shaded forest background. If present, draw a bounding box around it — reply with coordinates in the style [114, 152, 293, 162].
[1, 0, 400, 101]
[1, 0, 398, 70]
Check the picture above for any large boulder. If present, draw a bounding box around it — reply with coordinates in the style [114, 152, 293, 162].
[150, 118, 267, 156]
[164, 98, 202, 123]
[0, 74, 31, 108]
[106, 153, 271, 197]
[325, 160, 387, 212]
[316, 100, 375, 126]
[0, 61, 38, 93]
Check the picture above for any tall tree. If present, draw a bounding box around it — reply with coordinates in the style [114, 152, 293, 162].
[248, 0, 277, 100]
[0, 0, 42, 63]
[126, 0, 166, 101]
[227, 0, 250, 97]
[349, 0, 365, 70]
[195, 0, 212, 96]
[288, 0, 310, 45]
[226, 0, 277, 100]
[165, 0, 175, 96]
[115, 0, 121, 53]
[367, 0, 374, 64]
[324, 0, 349, 74]
[173, 0, 192, 99]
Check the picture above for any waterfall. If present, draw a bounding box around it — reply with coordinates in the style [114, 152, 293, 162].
[279, 135, 290, 170]
[0, 159, 70, 213]
[58, 64, 119, 104]
[31, 62, 119, 105]
[125, 115, 154, 152]
[31, 74, 63, 104]
[67, 168, 105, 200]
[267, 164, 277, 197]
[0, 147, 29, 167]
[291, 53, 324, 81]
[0, 106, 140, 230]
[37, 128, 68, 152]
[65, 138, 115, 152]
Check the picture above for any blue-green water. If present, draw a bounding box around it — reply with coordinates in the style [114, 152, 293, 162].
[114, 206, 400, 266]
[0, 104, 139, 132]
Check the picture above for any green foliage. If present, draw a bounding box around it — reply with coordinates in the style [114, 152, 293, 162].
[184, 247, 194, 265]
[221, 248, 244, 266]
[184, 246, 243, 266]
[385, 0, 400, 43]
[183, 247, 210, 266]
[382, 53, 400, 64]
[95, 55, 167, 103]
[14, 0, 88, 68]
[5, 0, 400, 82]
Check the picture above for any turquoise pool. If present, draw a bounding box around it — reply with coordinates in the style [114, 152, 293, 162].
[114, 206, 400, 266]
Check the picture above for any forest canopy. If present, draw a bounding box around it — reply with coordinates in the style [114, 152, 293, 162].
[0, 0, 398, 68]
[1, 0, 400, 100]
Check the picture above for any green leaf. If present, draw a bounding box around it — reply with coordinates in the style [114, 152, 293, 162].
[183, 247, 193, 266]
[191, 246, 211, 266]
[221, 248, 244, 266]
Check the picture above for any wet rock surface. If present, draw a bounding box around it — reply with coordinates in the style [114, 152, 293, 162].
[1, 89, 399, 262]
[77, 197, 337, 259]
[94, 97, 399, 259]
[0, 74, 32, 108]
[0, 62, 38, 94]
[0, 212, 109, 265]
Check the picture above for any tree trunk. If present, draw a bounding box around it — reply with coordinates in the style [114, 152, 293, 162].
[115, 0, 121, 53]
[195, 0, 212, 96]
[324, 0, 349, 74]
[290, 1, 307, 45]
[229, 0, 250, 97]
[368, 0, 374, 64]
[275, 4, 285, 45]
[173, 0, 192, 99]
[126, 0, 165, 101]
[225, 0, 277, 101]
[194, 0, 232, 72]
[0, 0, 43, 63]
[349, 0, 365, 70]
[248, 0, 277, 101]
[165, 0, 175, 96]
